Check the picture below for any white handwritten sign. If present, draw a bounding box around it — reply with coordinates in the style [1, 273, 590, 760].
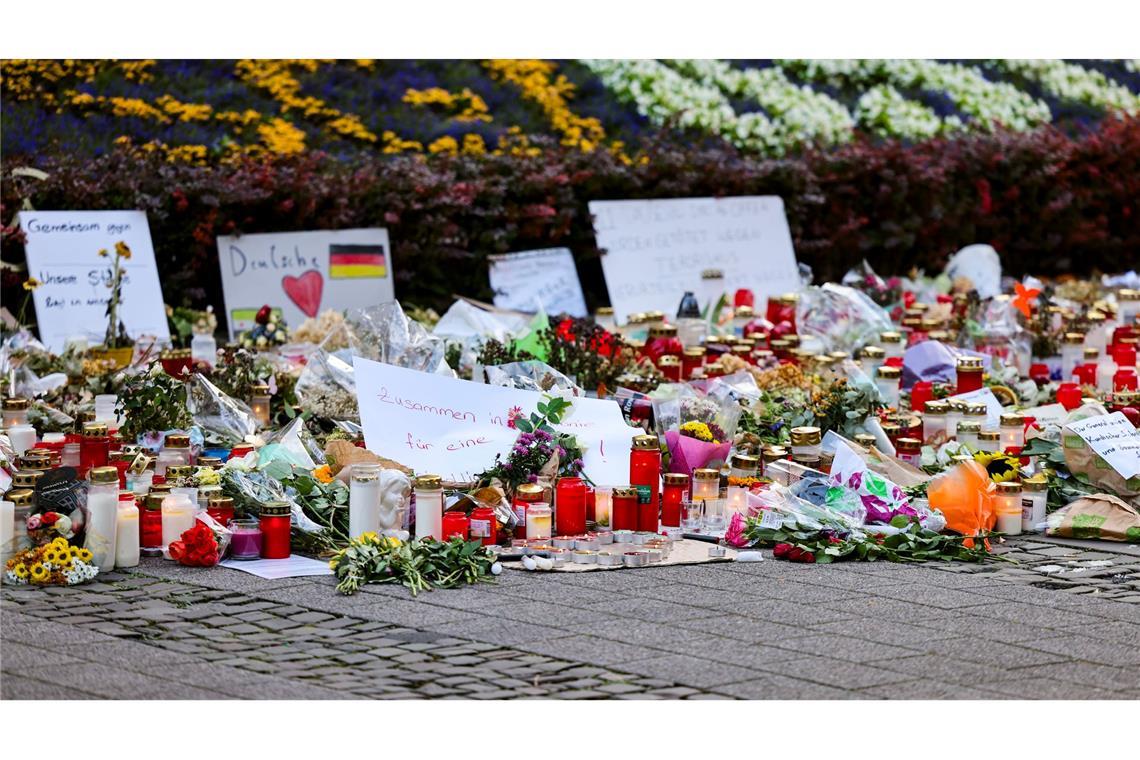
[947, 387, 1004, 429]
[588, 196, 801, 323]
[216, 228, 395, 339]
[488, 248, 587, 317]
[354, 357, 638, 484]
[18, 210, 170, 353]
[1065, 412, 1140, 480]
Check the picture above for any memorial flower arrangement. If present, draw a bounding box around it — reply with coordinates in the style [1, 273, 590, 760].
[115, 364, 193, 440]
[477, 393, 586, 493]
[4, 538, 99, 586]
[973, 450, 1021, 483]
[236, 305, 289, 349]
[26, 510, 77, 544]
[167, 520, 225, 567]
[331, 534, 499, 596]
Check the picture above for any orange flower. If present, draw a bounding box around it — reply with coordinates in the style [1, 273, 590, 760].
[312, 465, 334, 484]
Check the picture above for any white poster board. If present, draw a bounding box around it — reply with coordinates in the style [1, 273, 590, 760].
[18, 210, 171, 352]
[488, 248, 587, 317]
[589, 196, 801, 322]
[354, 357, 638, 484]
[216, 228, 395, 339]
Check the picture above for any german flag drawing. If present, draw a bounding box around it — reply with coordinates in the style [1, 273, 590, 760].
[329, 244, 386, 279]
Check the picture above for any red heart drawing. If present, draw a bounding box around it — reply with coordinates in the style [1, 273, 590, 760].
[282, 270, 323, 317]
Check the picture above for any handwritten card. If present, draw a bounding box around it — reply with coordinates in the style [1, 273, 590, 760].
[589, 196, 801, 323]
[354, 357, 638, 484]
[488, 248, 588, 317]
[216, 228, 395, 339]
[17, 210, 170, 352]
[947, 387, 1004, 429]
[1065, 412, 1140, 480]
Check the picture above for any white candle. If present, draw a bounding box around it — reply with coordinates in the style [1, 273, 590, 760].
[8, 423, 37, 456]
[0, 499, 14, 566]
[161, 493, 197, 559]
[593, 487, 612, 528]
[84, 468, 120, 572]
[349, 464, 382, 538]
[726, 486, 749, 515]
[413, 475, 443, 540]
[115, 500, 140, 568]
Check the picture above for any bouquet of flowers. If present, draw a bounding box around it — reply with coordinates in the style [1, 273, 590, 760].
[5, 538, 99, 586]
[167, 516, 230, 567]
[659, 394, 737, 475]
[26, 509, 78, 545]
[476, 393, 585, 494]
[236, 305, 289, 350]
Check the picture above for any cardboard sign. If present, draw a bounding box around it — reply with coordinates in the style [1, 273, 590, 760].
[588, 196, 801, 323]
[1065, 412, 1140, 480]
[354, 357, 638, 484]
[18, 210, 170, 352]
[488, 248, 587, 317]
[947, 387, 1004, 429]
[216, 228, 395, 339]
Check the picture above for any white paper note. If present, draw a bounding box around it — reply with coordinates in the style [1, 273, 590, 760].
[589, 196, 801, 323]
[354, 357, 638, 484]
[488, 248, 587, 317]
[18, 210, 171, 352]
[1065, 411, 1140, 480]
[219, 555, 333, 579]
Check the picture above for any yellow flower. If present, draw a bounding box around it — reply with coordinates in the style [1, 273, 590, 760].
[679, 421, 716, 443]
[98, 248, 109, 257]
[359, 531, 380, 544]
[312, 465, 334, 484]
[69, 546, 82, 557]
[29, 563, 49, 582]
[13, 563, 29, 579]
[973, 451, 1020, 482]
[76, 548, 93, 563]
[22, 277, 42, 291]
[114, 241, 132, 260]
[53, 537, 69, 550]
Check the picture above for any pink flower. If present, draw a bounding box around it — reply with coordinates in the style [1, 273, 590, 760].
[26, 514, 41, 530]
[723, 512, 747, 548]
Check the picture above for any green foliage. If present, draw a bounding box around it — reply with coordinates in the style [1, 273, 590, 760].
[115, 368, 192, 439]
[332, 535, 497, 596]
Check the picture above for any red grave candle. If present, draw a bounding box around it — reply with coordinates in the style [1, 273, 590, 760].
[469, 506, 498, 546]
[80, 422, 110, 479]
[258, 502, 291, 559]
[442, 511, 469, 541]
[955, 357, 984, 394]
[512, 483, 545, 540]
[661, 473, 689, 528]
[629, 434, 661, 532]
[611, 487, 639, 531]
[140, 494, 165, 551]
[554, 477, 587, 536]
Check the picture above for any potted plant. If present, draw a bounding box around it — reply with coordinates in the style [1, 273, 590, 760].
[87, 241, 135, 369]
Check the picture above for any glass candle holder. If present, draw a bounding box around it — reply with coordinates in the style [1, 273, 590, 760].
[681, 501, 703, 531]
[629, 434, 661, 524]
[978, 430, 1001, 453]
[703, 498, 727, 532]
[259, 501, 291, 559]
[879, 331, 905, 360]
[349, 463, 382, 539]
[789, 427, 822, 460]
[442, 511, 470, 541]
[999, 413, 1025, 452]
[875, 366, 901, 408]
[2, 397, 30, 428]
[922, 400, 948, 443]
[691, 468, 720, 502]
[725, 486, 749, 516]
[1060, 332, 1086, 380]
[592, 486, 613, 529]
[525, 503, 552, 541]
[859, 346, 885, 380]
[611, 487, 638, 532]
[1020, 475, 1048, 533]
[994, 482, 1022, 535]
[555, 477, 587, 536]
[681, 347, 706, 379]
[513, 482, 545, 539]
[728, 454, 759, 480]
[955, 356, 984, 394]
[249, 384, 271, 427]
[661, 474, 689, 528]
[413, 474, 444, 540]
[956, 421, 981, 449]
[228, 519, 262, 560]
[895, 438, 922, 466]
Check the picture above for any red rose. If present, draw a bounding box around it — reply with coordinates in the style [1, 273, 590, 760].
[41, 512, 59, 525]
[772, 543, 792, 559]
[255, 305, 272, 325]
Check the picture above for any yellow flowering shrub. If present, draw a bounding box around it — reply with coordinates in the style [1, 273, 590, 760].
[483, 59, 605, 151]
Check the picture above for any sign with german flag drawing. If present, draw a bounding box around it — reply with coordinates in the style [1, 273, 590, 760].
[216, 228, 395, 339]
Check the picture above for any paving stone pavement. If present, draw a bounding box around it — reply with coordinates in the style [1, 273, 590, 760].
[2, 535, 1139, 700]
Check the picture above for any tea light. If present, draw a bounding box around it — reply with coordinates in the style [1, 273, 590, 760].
[572, 550, 598, 564]
[632, 531, 657, 545]
[613, 529, 635, 543]
[553, 536, 577, 549]
[643, 549, 663, 563]
[547, 548, 570, 566]
[596, 551, 622, 567]
[622, 551, 649, 567]
[726, 486, 749, 515]
[593, 486, 613, 529]
[708, 545, 728, 558]
[575, 537, 600, 551]
[596, 531, 614, 545]
[662, 527, 683, 541]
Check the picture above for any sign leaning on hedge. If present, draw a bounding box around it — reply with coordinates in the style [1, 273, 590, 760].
[487, 247, 588, 317]
[216, 228, 395, 339]
[18, 210, 171, 352]
[589, 196, 801, 323]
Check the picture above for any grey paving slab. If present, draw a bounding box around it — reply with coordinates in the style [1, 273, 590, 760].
[857, 679, 1006, 699]
[615, 654, 773, 689]
[1, 673, 103, 699]
[756, 654, 914, 690]
[517, 634, 661, 666]
[981, 677, 1128, 700]
[772, 633, 924, 663]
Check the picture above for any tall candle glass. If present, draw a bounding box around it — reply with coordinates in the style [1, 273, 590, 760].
[555, 477, 587, 536]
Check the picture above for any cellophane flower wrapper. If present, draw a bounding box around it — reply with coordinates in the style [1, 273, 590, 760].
[745, 483, 864, 533]
[651, 387, 742, 442]
[221, 466, 325, 534]
[796, 283, 893, 354]
[901, 341, 989, 391]
[969, 299, 1033, 375]
[664, 430, 731, 476]
[186, 374, 258, 445]
[483, 360, 583, 396]
[261, 416, 326, 470]
[829, 442, 917, 525]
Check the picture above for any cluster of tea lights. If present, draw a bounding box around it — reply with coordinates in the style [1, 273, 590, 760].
[511, 529, 676, 568]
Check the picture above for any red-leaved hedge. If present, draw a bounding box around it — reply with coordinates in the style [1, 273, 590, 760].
[3, 118, 1139, 332]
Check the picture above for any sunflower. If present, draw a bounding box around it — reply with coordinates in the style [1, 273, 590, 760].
[69, 546, 83, 558]
[974, 451, 1020, 483]
[52, 537, 69, 550]
[76, 548, 93, 563]
[29, 563, 49, 582]
[43, 550, 61, 565]
[13, 563, 29, 580]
